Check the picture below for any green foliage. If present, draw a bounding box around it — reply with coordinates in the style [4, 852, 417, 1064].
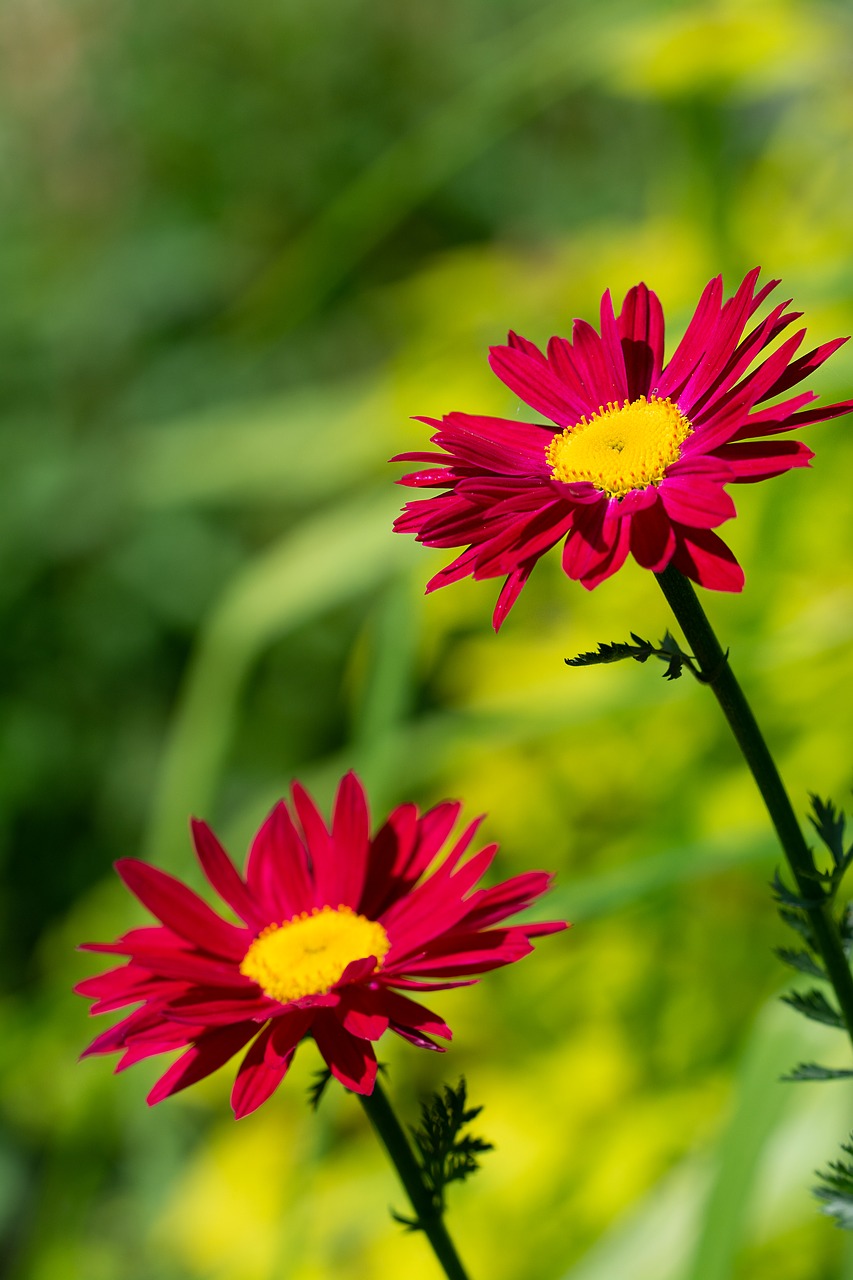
[783, 1063, 853, 1082]
[808, 796, 853, 897]
[775, 947, 826, 980]
[307, 1069, 333, 1111]
[772, 870, 826, 912]
[779, 990, 844, 1030]
[397, 1079, 493, 1224]
[565, 631, 696, 681]
[814, 1136, 853, 1229]
[810, 796, 849, 866]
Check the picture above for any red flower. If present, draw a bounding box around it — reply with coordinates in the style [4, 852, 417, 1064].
[77, 773, 566, 1118]
[394, 270, 852, 628]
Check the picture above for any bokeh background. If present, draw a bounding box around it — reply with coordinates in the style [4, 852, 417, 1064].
[3, 0, 853, 1277]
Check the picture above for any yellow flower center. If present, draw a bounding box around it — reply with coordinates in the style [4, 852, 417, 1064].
[240, 906, 390, 1004]
[546, 396, 692, 499]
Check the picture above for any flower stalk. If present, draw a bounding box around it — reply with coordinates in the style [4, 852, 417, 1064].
[655, 563, 853, 1041]
[359, 1078, 471, 1280]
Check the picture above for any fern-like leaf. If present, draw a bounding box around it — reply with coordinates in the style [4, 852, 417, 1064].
[565, 631, 693, 680]
[408, 1078, 493, 1214]
[781, 988, 843, 1028]
[775, 947, 826, 979]
[307, 1068, 332, 1110]
[815, 1135, 853, 1228]
[809, 795, 848, 867]
[771, 869, 825, 910]
[783, 1062, 853, 1082]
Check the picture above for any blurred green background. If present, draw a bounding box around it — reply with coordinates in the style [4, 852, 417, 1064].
[3, 0, 853, 1276]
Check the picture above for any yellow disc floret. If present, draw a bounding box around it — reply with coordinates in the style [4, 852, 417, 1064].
[240, 906, 390, 1004]
[546, 396, 692, 499]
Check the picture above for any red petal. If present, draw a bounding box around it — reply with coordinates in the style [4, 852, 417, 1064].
[658, 477, 736, 529]
[147, 1023, 259, 1105]
[331, 772, 371, 908]
[459, 870, 557, 929]
[81, 1007, 165, 1057]
[493, 561, 534, 631]
[570, 316, 625, 406]
[391, 1026, 446, 1051]
[291, 782, 338, 906]
[245, 801, 315, 919]
[658, 275, 724, 400]
[377, 989, 452, 1040]
[488, 344, 587, 426]
[166, 989, 281, 1025]
[389, 927, 534, 977]
[312, 1014, 378, 1093]
[670, 525, 744, 592]
[116, 859, 248, 960]
[714, 439, 813, 482]
[546, 335, 595, 412]
[191, 820, 264, 929]
[628, 497, 676, 571]
[676, 269, 770, 412]
[339, 989, 390, 1041]
[617, 283, 665, 397]
[597, 290, 630, 401]
[230, 1023, 306, 1118]
[431, 412, 555, 474]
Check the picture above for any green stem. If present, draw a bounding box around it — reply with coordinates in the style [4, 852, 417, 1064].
[359, 1078, 471, 1280]
[655, 564, 853, 1042]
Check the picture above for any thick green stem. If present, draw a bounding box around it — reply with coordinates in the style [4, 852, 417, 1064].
[655, 564, 853, 1042]
[359, 1078, 471, 1280]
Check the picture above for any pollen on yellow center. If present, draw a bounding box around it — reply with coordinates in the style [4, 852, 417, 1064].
[546, 395, 692, 499]
[240, 906, 390, 1004]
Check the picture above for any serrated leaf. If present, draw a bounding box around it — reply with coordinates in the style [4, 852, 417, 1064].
[777, 905, 816, 947]
[780, 988, 843, 1028]
[783, 1062, 853, 1082]
[814, 1189, 853, 1229]
[656, 630, 687, 681]
[809, 794, 848, 866]
[307, 1068, 332, 1110]
[565, 636, 655, 668]
[390, 1209, 421, 1232]
[775, 947, 826, 979]
[408, 1078, 493, 1214]
[771, 869, 825, 910]
[565, 631, 696, 680]
[815, 1135, 853, 1229]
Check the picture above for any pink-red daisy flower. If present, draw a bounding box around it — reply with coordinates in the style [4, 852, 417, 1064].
[77, 773, 566, 1118]
[394, 269, 852, 628]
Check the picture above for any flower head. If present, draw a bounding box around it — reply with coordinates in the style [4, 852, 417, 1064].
[394, 270, 852, 628]
[77, 773, 566, 1118]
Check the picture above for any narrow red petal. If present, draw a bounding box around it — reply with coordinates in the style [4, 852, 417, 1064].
[331, 772, 371, 908]
[376, 989, 452, 1040]
[714, 439, 813, 482]
[191, 820, 263, 928]
[628, 496, 676, 571]
[231, 1026, 299, 1119]
[116, 859, 248, 960]
[488, 344, 585, 426]
[617, 282, 665, 397]
[245, 801, 314, 919]
[312, 1014, 378, 1094]
[147, 1023, 258, 1105]
[670, 526, 745, 592]
[291, 782, 338, 906]
[658, 478, 736, 529]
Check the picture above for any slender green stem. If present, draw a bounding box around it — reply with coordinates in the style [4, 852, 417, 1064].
[359, 1078, 471, 1280]
[654, 565, 853, 1041]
